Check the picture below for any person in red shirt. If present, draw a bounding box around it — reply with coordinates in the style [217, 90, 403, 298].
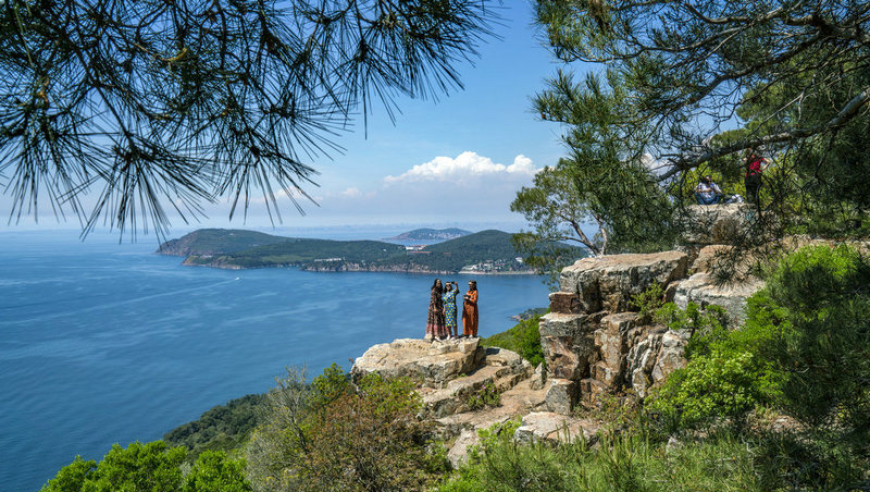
[744, 149, 769, 208]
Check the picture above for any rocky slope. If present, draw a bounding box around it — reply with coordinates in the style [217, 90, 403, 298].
[351, 203, 774, 464]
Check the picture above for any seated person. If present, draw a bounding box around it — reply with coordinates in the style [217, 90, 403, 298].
[694, 175, 722, 205]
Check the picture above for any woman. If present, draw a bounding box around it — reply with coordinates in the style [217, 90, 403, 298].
[442, 281, 459, 339]
[426, 279, 448, 340]
[462, 280, 479, 337]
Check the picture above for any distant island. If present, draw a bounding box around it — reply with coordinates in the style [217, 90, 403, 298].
[383, 228, 472, 242]
[157, 228, 585, 274]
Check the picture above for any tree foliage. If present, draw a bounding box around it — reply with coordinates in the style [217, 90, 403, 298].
[526, 0, 870, 251]
[0, 0, 496, 237]
[40, 441, 252, 492]
[246, 365, 447, 492]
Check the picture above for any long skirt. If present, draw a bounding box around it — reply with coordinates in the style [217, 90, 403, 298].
[462, 305, 478, 337]
[427, 303, 447, 339]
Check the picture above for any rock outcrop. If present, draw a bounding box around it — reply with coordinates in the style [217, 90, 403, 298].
[352, 338, 484, 388]
[681, 203, 752, 246]
[539, 251, 697, 412]
[539, 225, 769, 412]
[351, 206, 773, 463]
[352, 338, 596, 467]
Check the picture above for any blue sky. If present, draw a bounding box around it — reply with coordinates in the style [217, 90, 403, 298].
[1, 3, 578, 237]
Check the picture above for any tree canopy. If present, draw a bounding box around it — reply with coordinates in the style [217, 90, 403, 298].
[0, 0, 496, 237]
[520, 0, 870, 254]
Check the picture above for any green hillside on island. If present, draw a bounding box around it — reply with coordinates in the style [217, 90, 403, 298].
[384, 228, 472, 241]
[157, 229, 585, 273]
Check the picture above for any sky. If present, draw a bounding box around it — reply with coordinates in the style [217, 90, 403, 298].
[0, 3, 579, 238]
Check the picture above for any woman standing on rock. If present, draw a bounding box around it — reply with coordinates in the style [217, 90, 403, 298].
[426, 279, 448, 340]
[463, 280, 479, 337]
[442, 281, 460, 339]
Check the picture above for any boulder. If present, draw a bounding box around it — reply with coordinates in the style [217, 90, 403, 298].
[549, 291, 582, 314]
[514, 412, 600, 445]
[559, 252, 689, 313]
[682, 203, 751, 245]
[352, 338, 483, 388]
[673, 272, 765, 325]
[447, 429, 480, 468]
[545, 378, 577, 415]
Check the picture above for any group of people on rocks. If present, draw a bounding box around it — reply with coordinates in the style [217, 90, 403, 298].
[694, 149, 769, 207]
[426, 279, 478, 341]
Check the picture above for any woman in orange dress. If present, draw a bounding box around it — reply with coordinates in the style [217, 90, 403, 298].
[462, 280, 479, 337]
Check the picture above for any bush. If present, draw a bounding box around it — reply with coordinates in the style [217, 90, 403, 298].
[40, 441, 252, 492]
[649, 301, 778, 430]
[758, 244, 870, 444]
[482, 313, 547, 367]
[246, 366, 448, 492]
[439, 425, 761, 492]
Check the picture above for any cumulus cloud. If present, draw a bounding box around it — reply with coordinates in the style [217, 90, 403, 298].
[384, 152, 538, 184]
[340, 187, 362, 198]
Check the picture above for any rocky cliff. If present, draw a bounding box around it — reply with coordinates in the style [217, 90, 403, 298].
[351, 203, 770, 463]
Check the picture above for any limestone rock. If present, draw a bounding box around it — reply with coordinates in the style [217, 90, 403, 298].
[447, 429, 479, 468]
[682, 203, 751, 245]
[559, 252, 689, 313]
[651, 330, 688, 384]
[549, 291, 582, 314]
[352, 338, 483, 388]
[539, 312, 602, 380]
[530, 363, 547, 391]
[673, 272, 765, 325]
[514, 412, 600, 445]
[545, 378, 576, 415]
[434, 378, 548, 441]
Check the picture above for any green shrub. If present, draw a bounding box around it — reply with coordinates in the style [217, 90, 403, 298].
[756, 244, 870, 444]
[246, 366, 448, 492]
[465, 383, 501, 411]
[164, 394, 267, 462]
[482, 313, 547, 367]
[439, 426, 761, 492]
[654, 302, 729, 359]
[41, 441, 252, 492]
[631, 283, 666, 322]
[649, 301, 779, 430]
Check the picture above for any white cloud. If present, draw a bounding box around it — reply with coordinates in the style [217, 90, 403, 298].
[340, 187, 362, 198]
[384, 152, 539, 184]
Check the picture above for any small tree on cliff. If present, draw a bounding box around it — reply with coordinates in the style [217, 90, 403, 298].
[523, 0, 870, 252]
[246, 365, 446, 492]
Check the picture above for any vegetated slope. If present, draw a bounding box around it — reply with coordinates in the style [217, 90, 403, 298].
[159, 228, 577, 273]
[157, 229, 290, 257]
[163, 393, 267, 463]
[386, 228, 472, 241]
[187, 238, 407, 269]
[384, 229, 527, 272]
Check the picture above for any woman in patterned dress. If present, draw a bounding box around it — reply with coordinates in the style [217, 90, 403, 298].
[426, 279, 448, 340]
[442, 281, 459, 339]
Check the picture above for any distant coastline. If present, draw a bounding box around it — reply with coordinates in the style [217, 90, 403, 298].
[157, 228, 583, 275]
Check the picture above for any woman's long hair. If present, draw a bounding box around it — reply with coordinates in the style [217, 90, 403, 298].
[432, 278, 443, 294]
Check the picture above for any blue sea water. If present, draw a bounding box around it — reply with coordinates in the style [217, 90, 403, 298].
[0, 230, 551, 492]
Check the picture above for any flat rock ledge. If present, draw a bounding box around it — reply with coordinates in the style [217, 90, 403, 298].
[352, 337, 483, 389]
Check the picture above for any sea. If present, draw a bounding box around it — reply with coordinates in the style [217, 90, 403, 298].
[0, 229, 552, 492]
